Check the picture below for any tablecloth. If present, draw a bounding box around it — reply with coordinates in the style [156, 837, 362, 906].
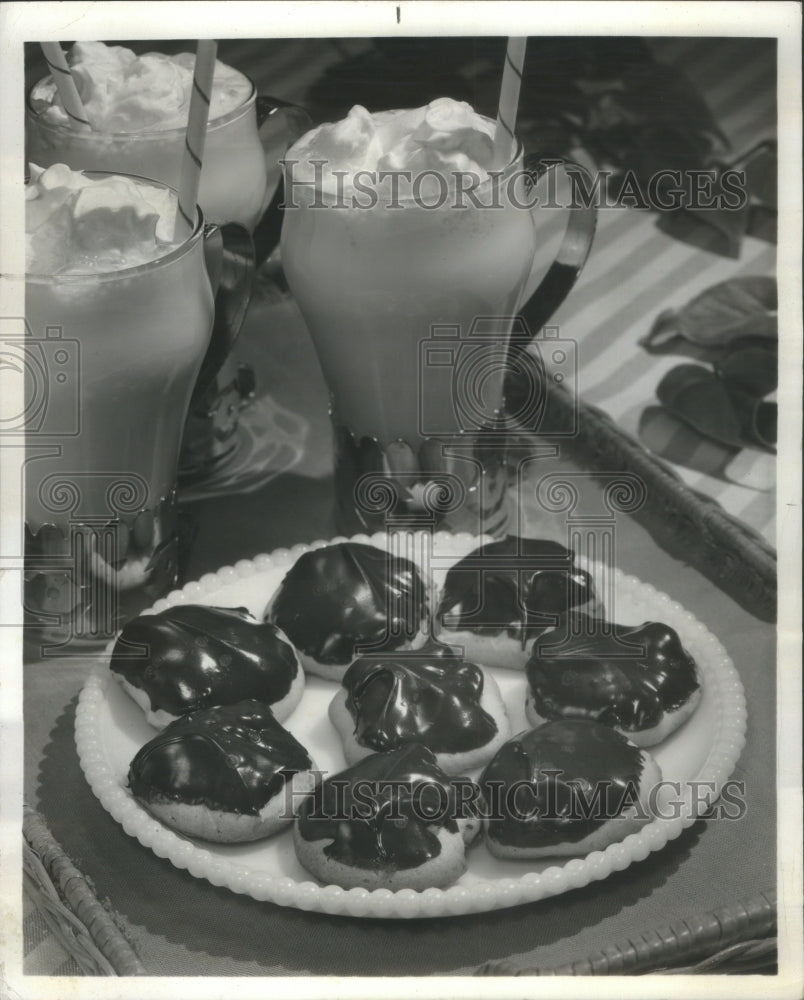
[551, 38, 776, 546]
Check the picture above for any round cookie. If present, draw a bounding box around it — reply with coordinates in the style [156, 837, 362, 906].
[480, 720, 662, 859]
[435, 535, 602, 671]
[110, 604, 304, 728]
[266, 541, 430, 682]
[329, 641, 510, 774]
[524, 615, 702, 746]
[127, 700, 318, 843]
[293, 744, 479, 890]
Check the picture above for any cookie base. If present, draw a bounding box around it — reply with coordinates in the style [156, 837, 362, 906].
[137, 765, 319, 844]
[114, 661, 305, 729]
[293, 820, 472, 891]
[525, 683, 703, 747]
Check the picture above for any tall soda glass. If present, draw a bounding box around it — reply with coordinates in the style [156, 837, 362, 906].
[21, 172, 250, 652]
[281, 112, 596, 536]
[27, 69, 267, 231]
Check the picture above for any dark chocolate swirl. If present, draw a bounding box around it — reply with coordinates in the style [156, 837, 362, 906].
[128, 700, 313, 815]
[268, 542, 429, 665]
[481, 720, 645, 849]
[110, 605, 298, 715]
[297, 744, 459, 870]
[526, 616, 700, 731]
[343, 643, 498, 754]
[436, 535, 599, 642]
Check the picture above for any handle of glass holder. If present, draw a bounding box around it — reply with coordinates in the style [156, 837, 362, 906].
[194, 222, 255, 402]
[517, 153, 598, 330]
[252, 96, 312, 264]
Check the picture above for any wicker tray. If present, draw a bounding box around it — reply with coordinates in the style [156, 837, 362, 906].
[23, 805, 145, 976]
[476, 890, 777, 975]
[24, 795, 776, 975]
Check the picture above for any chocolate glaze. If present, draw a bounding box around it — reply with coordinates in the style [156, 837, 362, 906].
[128, 700, 312, 815]
[343, 642, 498, 754]
[526, 616, 700, 731]
[268, 542, 429, 665]
[481, 720, 645, 848]
[437, 536, 599, 643]
[297, 744, 459, 871]
[110, 605, 298, 716]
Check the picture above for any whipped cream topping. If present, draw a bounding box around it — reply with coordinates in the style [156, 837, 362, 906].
[287, 98, 500, 193]
[26, 163, 178, 275]
[31, 41, 252, 132]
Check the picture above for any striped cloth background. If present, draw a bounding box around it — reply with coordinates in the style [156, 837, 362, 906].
[536, 38, 777, 546]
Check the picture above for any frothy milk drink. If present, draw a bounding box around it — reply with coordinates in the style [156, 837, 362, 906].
[280, 99, 538, 449]
[27, 42, 269, 229]
[24, 163, 215, 644]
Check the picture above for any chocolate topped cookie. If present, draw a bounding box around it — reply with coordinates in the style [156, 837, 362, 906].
[110, 605, 304, 728]
[435, 535, 602, 669]
[294, 744, 479, 890]
[480, 720, 661, 858]
[266, 542, 430, 681]
[128, 700, 318, 843]
[525, 614, 702, 745]
[329, 642, 510, 773]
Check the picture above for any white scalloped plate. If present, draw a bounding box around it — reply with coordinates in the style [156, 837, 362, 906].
[75, 531, 746, 919]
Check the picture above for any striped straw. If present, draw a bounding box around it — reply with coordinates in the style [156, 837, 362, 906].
[40, 42, 91, 128]
[172, 40, 217, 241]
[493, 37, 527, 167]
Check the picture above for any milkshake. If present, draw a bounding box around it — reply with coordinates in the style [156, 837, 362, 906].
[280, 99, 539, 534]
[27, 42, 269, 230]
[281, 99, 538, 444]
[24, 164, 215, 646]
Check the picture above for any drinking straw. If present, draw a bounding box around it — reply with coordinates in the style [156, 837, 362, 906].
[493, 37, 527, 167]
[39, 42, 91, 128]
[172, 39, 218, 241]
